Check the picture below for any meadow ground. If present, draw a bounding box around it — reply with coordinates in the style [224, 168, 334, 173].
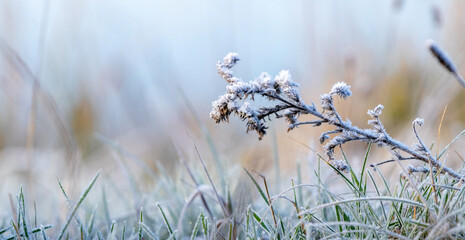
[2, 2, 465, 239]
[2, 41, 465, 239]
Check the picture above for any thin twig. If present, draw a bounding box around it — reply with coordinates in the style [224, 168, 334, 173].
[172, 142, 215, 222]
[191, 139, 229, 218]
[370, 157, 416, 168]
[413, 124, 439, 205]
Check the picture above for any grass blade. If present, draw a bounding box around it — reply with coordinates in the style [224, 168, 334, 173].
[244, 168, 269, 205]
[438, 129, 465, 160]
[138, 207, 143, 240]
[190, 214, 202, 240]
[139, 222, 158, 240]
[201, 214, 208, 240]
[122, 221, 126, 240]
[5, 225, 52, 240]
[57, 170, 101, 240]
[178, 88, 225, 194]
[251, 210, 270, 234]
[359, 142, 372, 191]
[18, 187, 30, 240]
[157, 203, 176, 240]
[101, 186, 111, 227]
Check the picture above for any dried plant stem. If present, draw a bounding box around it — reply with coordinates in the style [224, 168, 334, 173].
[255, 172, 278, 229]
[172, 143, 215, 222]
[436, 105, 448, 156]
[211, 52, 464, 185]
[268, 93, 463, 180]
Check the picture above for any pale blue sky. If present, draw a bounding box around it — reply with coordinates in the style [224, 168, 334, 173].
[0, 0, 459, 141]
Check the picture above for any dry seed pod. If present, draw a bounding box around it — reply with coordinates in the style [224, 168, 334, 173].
[426, 39, 465, 89]
[427, 39, 457, 74]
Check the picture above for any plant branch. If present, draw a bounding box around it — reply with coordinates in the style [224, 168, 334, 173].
[211, 52, 464, 180]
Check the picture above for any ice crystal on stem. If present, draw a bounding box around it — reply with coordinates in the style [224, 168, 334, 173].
[413, 118, 424, 127]
[330, 81, 352, 99]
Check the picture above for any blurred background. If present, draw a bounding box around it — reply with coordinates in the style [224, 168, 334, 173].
[1, 0, 465, 219]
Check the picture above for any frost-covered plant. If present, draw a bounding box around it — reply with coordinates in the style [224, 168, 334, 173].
[211, 51, 464, 180]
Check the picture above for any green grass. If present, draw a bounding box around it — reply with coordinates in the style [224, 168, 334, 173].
[4, 47, 465, 238]
[3, 135, 465, 239]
